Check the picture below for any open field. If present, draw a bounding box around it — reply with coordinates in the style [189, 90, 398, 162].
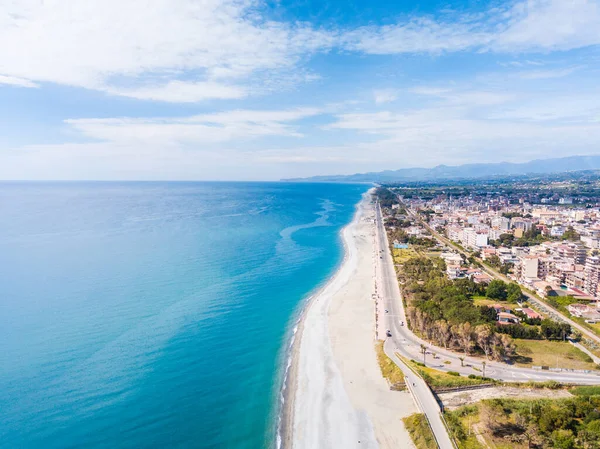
[513, 339, 595, 370]
[471, 296, 497, 307]
[392, 247, 419, 263]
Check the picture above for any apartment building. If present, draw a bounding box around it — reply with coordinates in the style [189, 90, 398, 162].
[585, 256, 600, 298]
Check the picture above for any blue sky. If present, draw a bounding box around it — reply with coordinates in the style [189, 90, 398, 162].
[2, 0, 600, 180]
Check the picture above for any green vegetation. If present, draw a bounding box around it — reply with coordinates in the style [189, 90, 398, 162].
[375, 342, 406, 389]
[405, 358, 493, 389]
[483, 279, 522, 302]
[513, 340, 594, 370]
[403, 413, 438, 449]
[390, 227, 438, 248]
[444, 406, 484, 449]
[375, 187, 397, 208]
[392, 247, 419, 263]
[400, 256, 515, 361]
[571, 386, 600, 396]
[448, 396, 600, 449]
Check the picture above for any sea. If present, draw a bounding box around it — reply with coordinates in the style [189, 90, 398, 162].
[0, 181, 367, 449]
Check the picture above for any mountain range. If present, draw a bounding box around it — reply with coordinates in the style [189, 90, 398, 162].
[283, 155, 600, 183]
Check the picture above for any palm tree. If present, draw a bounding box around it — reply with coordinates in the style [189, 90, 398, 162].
[459, 356, 465, 367]
[420, 344, 427, 366]
[482, 361, 487, 378]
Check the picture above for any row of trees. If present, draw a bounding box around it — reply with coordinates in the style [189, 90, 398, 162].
[407, 308, 515, 360]
[496, 318, 571, 341]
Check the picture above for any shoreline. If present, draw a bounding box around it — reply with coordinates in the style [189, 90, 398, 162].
[281, 188, 416, 449]
[277, 191, 362, 449]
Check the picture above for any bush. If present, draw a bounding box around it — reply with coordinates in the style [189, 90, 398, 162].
[447, 371, 460, 376]
[571, 386, 600, 396]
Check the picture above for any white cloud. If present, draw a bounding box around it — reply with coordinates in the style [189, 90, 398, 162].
[494, 0, 600, 52]
[374, 89, 399, 104]
[0, 74, 38, 88]
[516, 66, 582, 80]
[63, 108, 322, 144]
[107, 81, 247, 103]
[344, 0, 600, 55]
[0, 0, 335, 100]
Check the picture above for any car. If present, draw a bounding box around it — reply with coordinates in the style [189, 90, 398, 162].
[386, 330, 392, 337]
[384, 309, 388, 313]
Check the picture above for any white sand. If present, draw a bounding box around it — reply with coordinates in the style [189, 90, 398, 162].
[290, 193, 416, 449]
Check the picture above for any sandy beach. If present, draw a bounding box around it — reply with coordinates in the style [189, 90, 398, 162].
[286, 191, 416, 449]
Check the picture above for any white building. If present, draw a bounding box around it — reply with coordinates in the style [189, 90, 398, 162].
[491, 216, 510, 231]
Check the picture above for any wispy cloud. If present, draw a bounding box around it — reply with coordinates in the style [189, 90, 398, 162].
[64, 108, 323, 144]
[373, 89, 399, 104]
[0, 75, 39, 88]
[0, 0, 335, 101]
[343, 0, 600, 55]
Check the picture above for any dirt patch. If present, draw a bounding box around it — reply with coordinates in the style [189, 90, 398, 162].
[439, 386, 573, 410]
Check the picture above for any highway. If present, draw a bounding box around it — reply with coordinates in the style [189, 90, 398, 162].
[373, 201, 600, 385]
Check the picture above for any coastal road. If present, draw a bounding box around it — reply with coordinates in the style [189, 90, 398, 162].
[374, 201, 600, 385]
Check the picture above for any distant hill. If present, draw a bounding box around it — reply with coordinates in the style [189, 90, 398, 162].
[283, 155, 600, 183]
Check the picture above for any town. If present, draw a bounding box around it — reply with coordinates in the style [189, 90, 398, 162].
[382, 178, 600, 327]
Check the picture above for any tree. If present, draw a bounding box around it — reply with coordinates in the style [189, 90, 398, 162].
[435, 320, 452, 349]
[552, 429, 575, 449]
[487, 254, 502, 268]
[475, 324, 494, 359]
[457, 322, 475, 356]
[499, 262, 513, 275]
[506, 282, 523, 303]
[486, 280, 508, 300]
[459, 356, 465, 367]
[420, 344, 427, 366]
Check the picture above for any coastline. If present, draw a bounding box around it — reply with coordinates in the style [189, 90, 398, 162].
[281, 189, 416, 449]
[278, 192, 359, 449]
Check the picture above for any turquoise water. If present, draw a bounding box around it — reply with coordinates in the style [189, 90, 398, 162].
[0, 182, 366, 449]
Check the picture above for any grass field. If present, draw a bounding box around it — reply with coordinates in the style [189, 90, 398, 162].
[471, 296, 498, 307]
[403, 414, 438, 449]
[392, 247, 419, 264]
[514, 339, 595, 370]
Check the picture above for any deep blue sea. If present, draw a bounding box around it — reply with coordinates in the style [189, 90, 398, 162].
[0, 182, 366, 449]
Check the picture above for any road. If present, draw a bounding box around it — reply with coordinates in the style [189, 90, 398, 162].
[374, 201, 600, 385]
[383, 339, 456, 449]
[408, 206, 600, 347]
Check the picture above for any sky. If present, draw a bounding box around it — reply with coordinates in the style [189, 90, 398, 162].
[1, 0, 600, 180]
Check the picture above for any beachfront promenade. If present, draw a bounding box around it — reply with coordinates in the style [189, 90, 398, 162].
[374, 201, 600, 385]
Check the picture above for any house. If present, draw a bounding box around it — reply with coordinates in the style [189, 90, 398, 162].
[472, 272, 492, 284]
[497, 312, 520, 324]
[521, 308, 542, 320]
